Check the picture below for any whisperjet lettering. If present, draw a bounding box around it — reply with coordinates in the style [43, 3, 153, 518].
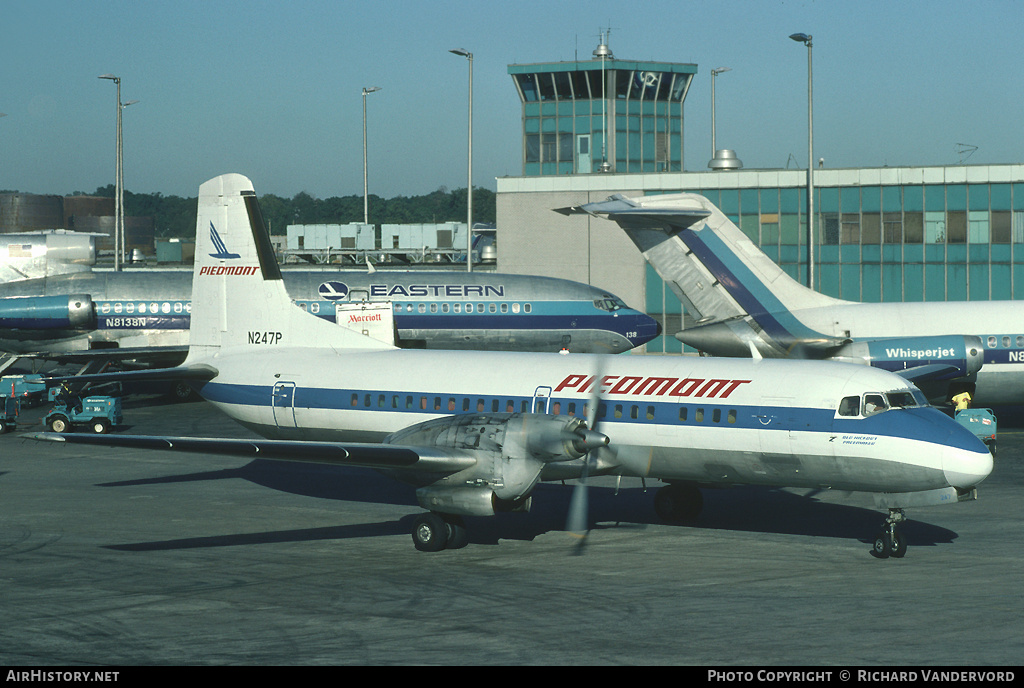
[368, 284, 504, 298]
[883, 347, 956, 359]
[555, 374, 750, 398]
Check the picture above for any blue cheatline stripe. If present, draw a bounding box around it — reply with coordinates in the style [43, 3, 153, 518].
[679, 228, 829, 343]
[198, 381, 976, 448]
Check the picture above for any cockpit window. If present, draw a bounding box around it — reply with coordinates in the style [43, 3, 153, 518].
[838, 396, 860, 416]
[862, 394, 888, 416]
[886, 391, 919, 408]
[593, 296, 626, 312]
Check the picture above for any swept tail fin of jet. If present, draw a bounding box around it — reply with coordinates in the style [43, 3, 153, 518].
[564, 192, 846, 322]
[185, 174, 393, 364]
[561, 193, 850, 356]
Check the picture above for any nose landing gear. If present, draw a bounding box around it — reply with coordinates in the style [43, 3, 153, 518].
[872, 508, 907, 558]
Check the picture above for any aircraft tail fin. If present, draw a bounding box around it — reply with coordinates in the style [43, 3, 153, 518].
[566, 193, 845, 322]
[185, 174, 392, 364]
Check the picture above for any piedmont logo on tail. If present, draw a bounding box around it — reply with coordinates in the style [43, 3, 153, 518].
[207, 223, 241, 260]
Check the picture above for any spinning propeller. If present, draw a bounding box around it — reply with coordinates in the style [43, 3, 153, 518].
[566, 358, 609, 550]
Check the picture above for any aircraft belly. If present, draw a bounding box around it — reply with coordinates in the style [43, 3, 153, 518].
[642, 445, 945, 491]
[629, 423, 948, 492]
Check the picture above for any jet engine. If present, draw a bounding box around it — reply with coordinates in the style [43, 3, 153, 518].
[383, 412, 608, 517]
[829, 335, 985, 380]
[0, 294, 95, 330]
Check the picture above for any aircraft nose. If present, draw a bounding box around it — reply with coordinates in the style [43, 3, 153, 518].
[632, 313, 661, 345]
[943, 443, 993, 489]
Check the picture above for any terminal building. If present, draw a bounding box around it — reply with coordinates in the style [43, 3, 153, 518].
[497, 37, 1024, 354]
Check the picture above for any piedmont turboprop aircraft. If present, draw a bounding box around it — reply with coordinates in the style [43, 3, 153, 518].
[33, 174, 993, 557]
[559, 192, 1022, 406]
[0, 241, 658, 371]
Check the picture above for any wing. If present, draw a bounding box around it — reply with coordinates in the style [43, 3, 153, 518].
[42, 362, 218, 389]
[28, 432, 477, 474]
[893, 364, 967, 383]
[20, 345, 190, 370]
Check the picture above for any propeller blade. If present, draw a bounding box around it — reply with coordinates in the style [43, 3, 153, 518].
[566, 454, 591, 542]
[565, 356, 607, 550]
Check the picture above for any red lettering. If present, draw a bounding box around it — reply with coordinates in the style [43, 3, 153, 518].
[609, 376, 643, 395]
[554, 374, 588, 393]
[669, 378, 705, 397]
[718, 380, 751, 398]
[632, 377, 678, 396]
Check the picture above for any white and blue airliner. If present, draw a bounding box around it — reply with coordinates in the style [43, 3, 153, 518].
[0, 253, 659, 367]
[35, 174, 993, 558]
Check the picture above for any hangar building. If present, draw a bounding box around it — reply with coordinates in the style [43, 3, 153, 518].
[497, 40, 1024, 354]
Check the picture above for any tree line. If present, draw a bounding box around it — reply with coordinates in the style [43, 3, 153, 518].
[81, 185, 496, 239]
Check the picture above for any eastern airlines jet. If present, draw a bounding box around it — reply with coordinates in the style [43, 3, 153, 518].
[0, 245, 658, 369]
[560, 192, 1024, 406]
[34, 174, 993, 558]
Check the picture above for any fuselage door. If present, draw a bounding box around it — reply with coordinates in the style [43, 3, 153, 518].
[272, 381, 298, 429]
[757, 396, 801, 477]
[532, 386, 552, 414]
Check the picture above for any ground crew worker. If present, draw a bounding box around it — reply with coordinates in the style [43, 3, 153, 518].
[953, 390, 972, 411]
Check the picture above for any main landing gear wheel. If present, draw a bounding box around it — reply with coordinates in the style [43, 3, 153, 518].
[872, 508, 908, 559]
[654, 482, 704, 523]
[412, 513, 468, 552]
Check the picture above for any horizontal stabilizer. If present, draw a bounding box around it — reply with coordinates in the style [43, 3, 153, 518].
[29, 432, 478, 474]
[894, 364, 965, 383]
[44, 363, 218, 388]
[21, 345, 189, 368]
[555, 194, 711, 231]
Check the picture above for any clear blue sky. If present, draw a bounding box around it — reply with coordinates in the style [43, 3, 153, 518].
[3, 0, 1022, 200]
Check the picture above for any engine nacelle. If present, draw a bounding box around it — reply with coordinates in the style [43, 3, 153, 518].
[385, 412, 607, 513]
[830, 335, 984, 380]
[0, 294, 95, 330]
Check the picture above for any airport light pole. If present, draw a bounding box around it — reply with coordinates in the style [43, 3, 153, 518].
[450, 48, 473, 272]
[362, 86, 381, 225]
[789, 32, 814, 291]
[98, 74, 136, 271]
[710, 67, 730, 157]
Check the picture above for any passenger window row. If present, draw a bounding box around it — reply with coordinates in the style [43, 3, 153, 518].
[399, 302, 532, 314]
[344, 393, 739, 425]
[100, 301, 190, 315]
[986, 335, 1024, 348]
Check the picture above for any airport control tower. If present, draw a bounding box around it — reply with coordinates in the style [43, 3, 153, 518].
[508, 33, 697, 176]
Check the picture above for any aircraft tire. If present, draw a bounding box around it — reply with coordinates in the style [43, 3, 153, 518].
[49, 415, 71, 434]
[872, 530, 906, 559]
[872, 532, 889, 558]
[412, 513, 449, 552]
[444, 516, 469, 550]
[888, 530, 907, 558]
